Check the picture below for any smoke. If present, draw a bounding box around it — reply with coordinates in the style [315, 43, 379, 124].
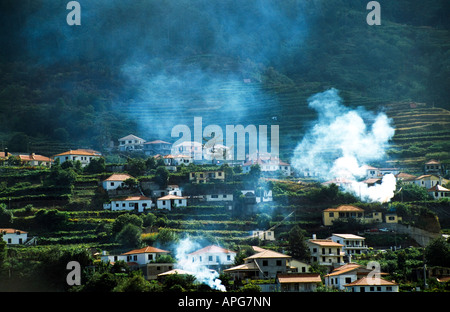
[291, 88, 396, 203]
[174, 237, 226, 291]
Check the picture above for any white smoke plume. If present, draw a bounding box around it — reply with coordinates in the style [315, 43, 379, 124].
[174, 237, 226, 291]
[291, 88, 396, 203]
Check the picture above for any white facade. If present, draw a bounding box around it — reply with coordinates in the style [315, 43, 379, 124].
[156, 195, 187, 211]
[248, 230, 275, 241]
[118, 134, 146, 152]
[171, 141, 202, 158]
[1, 229, 28, 245]
[241, 190, 273, 203]
[53, 149, 102, 167]
[307, 238, 345, 266]
[187, 245, 237, 267]
[101, 246, 169, 265]
[205, 194, 233, 202]
[242, 159, 291, 176]
[329, 234, 369, 257]
[102, 173, 134, 191]
[104, 196, 152, 213]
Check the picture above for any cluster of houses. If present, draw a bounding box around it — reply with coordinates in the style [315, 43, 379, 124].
[100, 170, 273, 213]
[322, 160, 450, 200]
[97, 232, 399, 292]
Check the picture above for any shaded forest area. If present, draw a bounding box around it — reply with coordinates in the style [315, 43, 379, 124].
[0, 0, 449, 155]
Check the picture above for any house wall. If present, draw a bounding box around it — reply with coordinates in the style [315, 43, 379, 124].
[54, 155, 100, 167]
[346, 284, 399, 292]
[2, 233, 28, 245]
[108, 199, 152, 213]
[102, 180, 125, 191]
[205, 194, 233, 202]
[252, 258, 289, 279]
[188, 252, 236, 266]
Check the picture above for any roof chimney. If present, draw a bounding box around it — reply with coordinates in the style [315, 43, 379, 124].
[312, 234, 317, 240]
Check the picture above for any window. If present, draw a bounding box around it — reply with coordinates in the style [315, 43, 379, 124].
[329, 212, 334, 217]
[211, 195, 219, 198]
[263, 260, 268, 266]
[386, 286, 392, 291]
[227, 255, 231, 261]
[209, 256, 213, 262]
[276, 260, 282, 266]
[110, 182, 115, 186]
[370, 287, 375, 291]
[345, 277, 352, 284]
[148, 254, 153, 260]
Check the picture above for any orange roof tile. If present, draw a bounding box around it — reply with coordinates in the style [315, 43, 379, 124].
[344, 276, 398, 287]
[0, 228, 27, 234]
[277, 273, 322, 284]
[104, 173, 134, 181]
[121, 246, 169, 255]
[308, 239, 343, 247]
[53, 149, 101, 157]
[323, 205, 364, 212]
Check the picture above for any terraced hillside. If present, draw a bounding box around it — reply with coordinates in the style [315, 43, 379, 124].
[384, 102, 450, 173]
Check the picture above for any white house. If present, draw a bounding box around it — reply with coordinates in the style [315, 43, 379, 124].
[53, 149, 102, 167]
[163, 154, 193, 167]
[101, 246, 170, 265]
[329, 234, 369, 258]
[241, 189, 273, 203]
[18, 153, 53, 167]
[307, 236, 345, 267]
[187, 245, 237, 268]
[102, 173, 135, 191]
[171, 141, 203, 158]
[143, 140, 172, 156]
[205, 193, 234, 202]
[156, 194, 187, 211]
[414, 174, 449, 189]
[362, 165, 399, 179]
[324, 263, 371, 290]
[118, 134, 146, 152]
[344, 276, 399, 292]
[242, 157, 291, 176]
[248, 230, 275, 241]
[428, 184, 450, 199]
[0, 228, 28, 245]
[104, 196, 152, 213]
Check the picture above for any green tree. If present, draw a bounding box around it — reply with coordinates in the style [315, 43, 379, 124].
[425, 237, 450, 267]
[0, 203, 13, 227]
[256, 213, 272, 229]
[111, 213, 143, 236]
[154, 166, 169, 188]
[115, 224, 143, 248]
[156, 228, 179, 246]
[84, 157, 106, 174]
[127, 158, 146, 177]
[34, 209, 69, 231]
[288, 225, 310, 261]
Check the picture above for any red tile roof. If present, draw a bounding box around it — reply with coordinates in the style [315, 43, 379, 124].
[104, 173, 134, 181]
[189, 245, 236, 256]
[121, 246, 169, 255]
[323, 205, 364, 212]
[0, 228, 27, 234]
